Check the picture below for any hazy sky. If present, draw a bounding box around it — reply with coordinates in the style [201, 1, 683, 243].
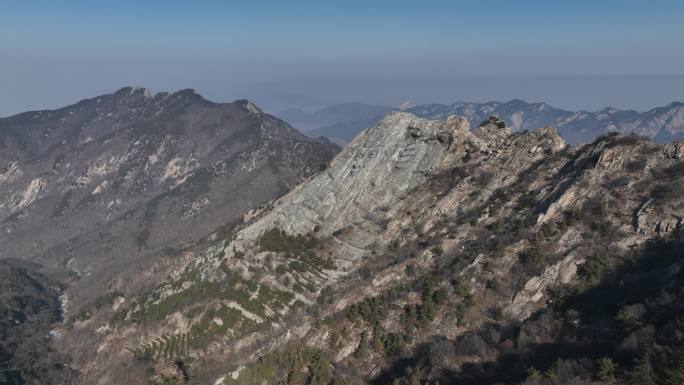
[1, 0, 683, 115]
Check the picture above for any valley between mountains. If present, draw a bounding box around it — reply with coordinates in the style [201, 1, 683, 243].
[1, 89, 683, 385]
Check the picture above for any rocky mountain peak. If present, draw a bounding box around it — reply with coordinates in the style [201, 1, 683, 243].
[234, 99, 264, 115]
[40, 104, 684, 385]
[227, 113, 569, 262]
[396, 100, 417, 110]
[107, 87, 208, 111]
[472, 115, 513, 146]
[0, 87, 339, 318]
[107, 86, 154, 107]
[230, 112, 461, 248]
[113, 86, 153, 98]
[477, 115, 508, 129]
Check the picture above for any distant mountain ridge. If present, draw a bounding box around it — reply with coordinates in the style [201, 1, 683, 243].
[276, 102, 392, 139]
[408, 99, 684, 144]
[278, 99, 684, 144]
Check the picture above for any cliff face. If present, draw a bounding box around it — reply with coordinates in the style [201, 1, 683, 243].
[66, 111, 683, 385]
[232, 113, 469, 247]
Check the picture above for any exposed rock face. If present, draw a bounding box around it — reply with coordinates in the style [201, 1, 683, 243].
[232, 112, 468, 248]
[203, 112, 681, 384]
[506, 254, 585, 320]
[635, 197, 683, 235]
[7, 105, 684, 385]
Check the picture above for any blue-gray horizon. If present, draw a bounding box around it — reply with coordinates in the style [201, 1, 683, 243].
[1, 0, 683, 116]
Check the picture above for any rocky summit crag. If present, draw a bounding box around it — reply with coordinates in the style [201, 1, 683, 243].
[46, 109, 684, 385]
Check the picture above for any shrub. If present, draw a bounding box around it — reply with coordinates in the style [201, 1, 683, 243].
[486, 278, 501, 291]
[596, 356, 617, 383]
[318, 286, 332, 304]
[625, 159, 647, 172]
[258, 228, 315, 253]
[355, 331, 369, 359]
[383, 333, 404, 357]
[275, 264, 288, 276]
[519, 244, 545, 274]
[580, 253, 610, 283]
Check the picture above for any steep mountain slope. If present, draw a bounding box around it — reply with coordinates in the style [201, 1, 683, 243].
[0, 87, 339, 384]
[287, 100, 684, 145]
[0, 86, 337, 266]
[55, 112, 465, 385]
[66, 111, 684, 385]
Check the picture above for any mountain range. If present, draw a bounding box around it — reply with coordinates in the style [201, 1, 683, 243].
[0, 87, 338, 385]
[1, 89, 684, 385]
[277, 100, 684, 145]
[277, 103, 392, 136]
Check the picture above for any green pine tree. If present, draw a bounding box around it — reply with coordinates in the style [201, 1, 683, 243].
[596, 356, 616, 383]
[355, 330, 369, 359]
